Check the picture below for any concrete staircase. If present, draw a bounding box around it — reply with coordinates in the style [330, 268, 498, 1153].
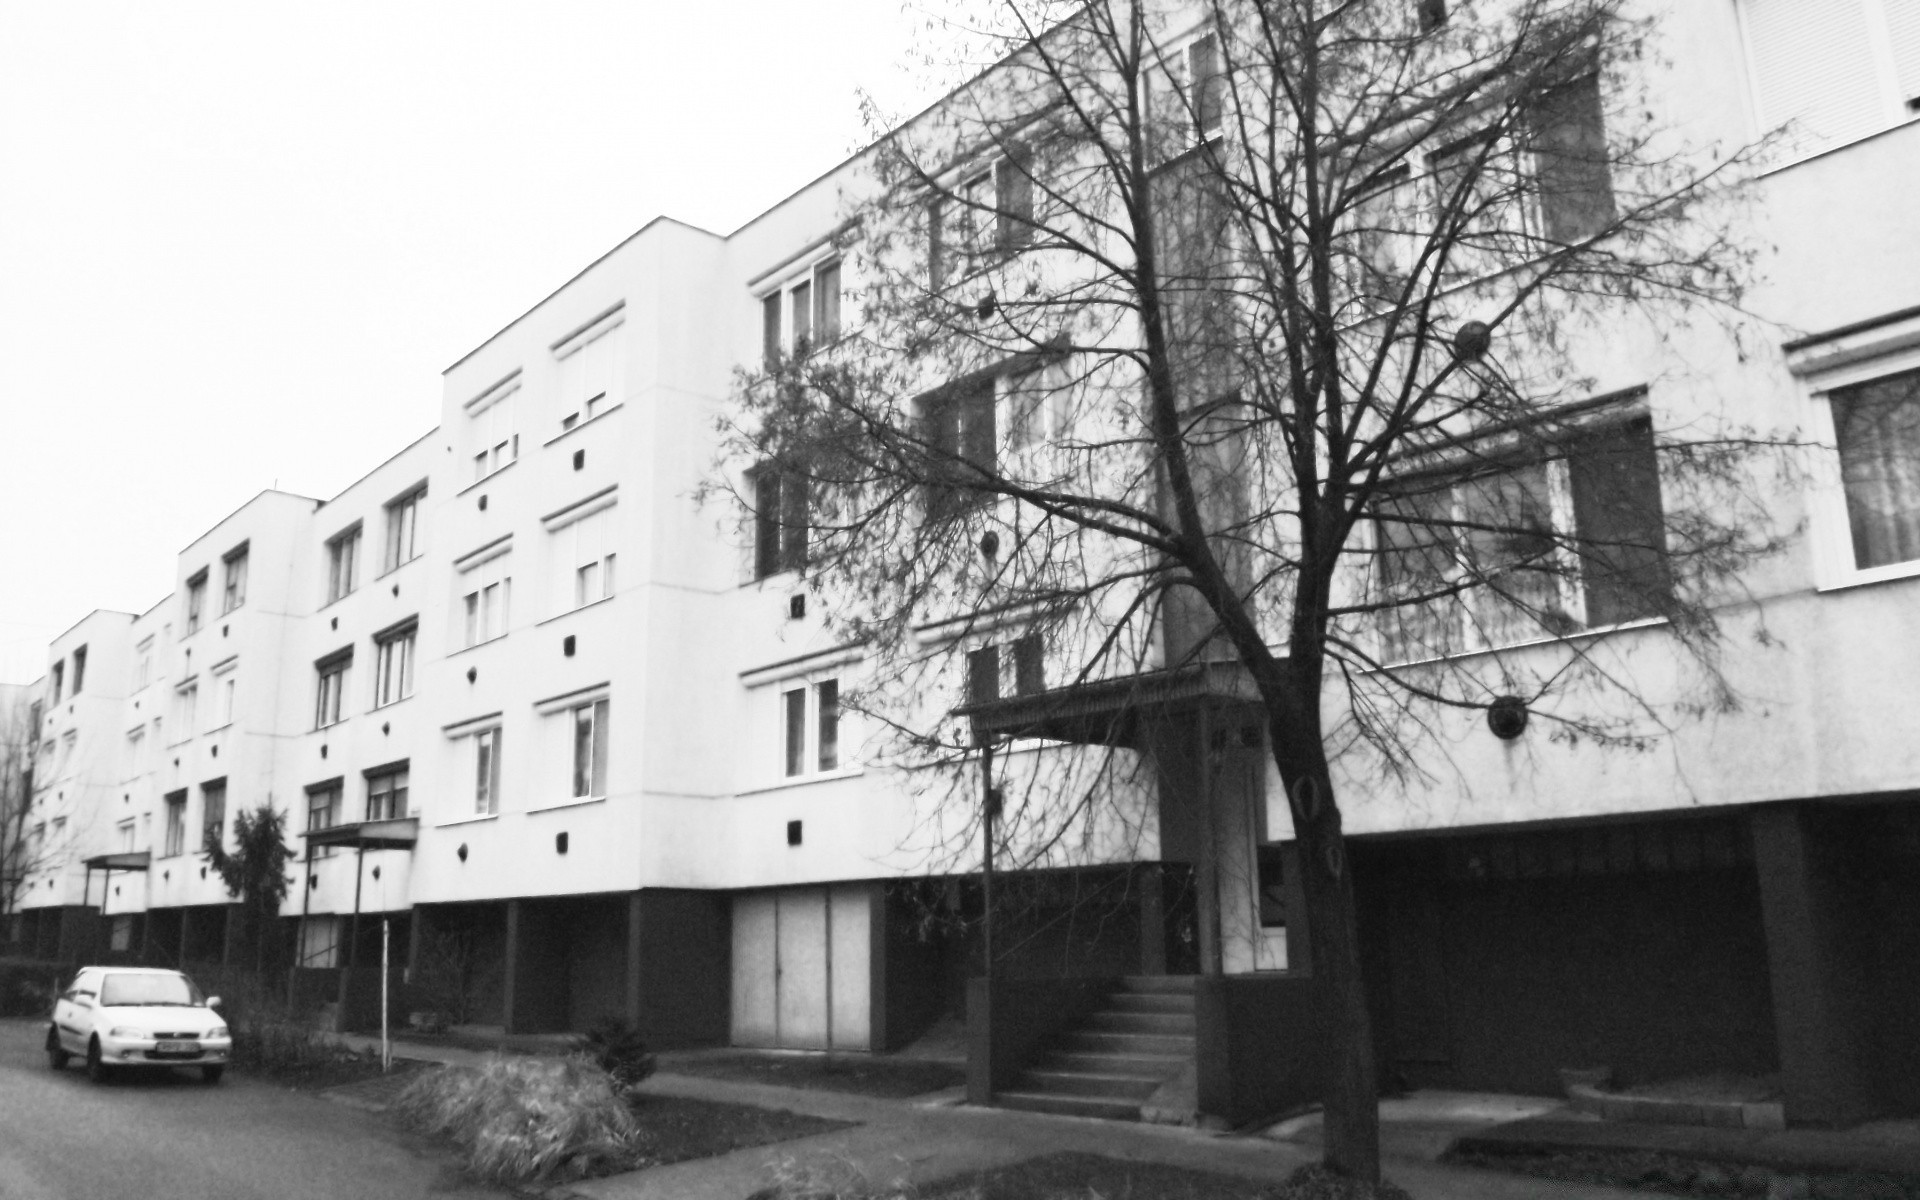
[994, 975, 1195, 1121]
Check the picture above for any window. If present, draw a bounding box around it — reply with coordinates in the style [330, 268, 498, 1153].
[1416, 0, 1447, 32]
[1374, 417, 1670, 661]
[307, 780, 340, 832]
[1739, 0, 1920, 156]
[1006, 354, 1073, 451]
[185, 571, 207, 635]
[175, 682, 198, 738]
[779, 679, 846, 778]
[471, 391, 518, 481]
[221, 544, 248, 614]
[163, 791, 187, 857]
[201, 779, 226, 848]
[554, 506, 616, 612]
[1831, 366, 1920, 570]
[366, 764, 409, 821]
[71, 646, 86, 695]
[373, 621, 416, 707]
[117, 820, 136, 854]
[314, 650, 351, 729]
[50, 818, 66, 859]
[557, 324, 624, 429]
[473, 727, 502, 815]
[458, 552, 512, 648]
[212, 664, 236, 728]
[326, 525, 361, 603]
[48, 661, 62, 705]
[299, 917, 341, 968]
[384, 486, 425, 572]
[922, 378, 997, 517]
[1526, 72, 1615, 244]
[125, 728, 144, 780]
[930, 157, 1033, 288]
[570, 699, 610, 799]
[1186, 33, 1224, 138]
[752, 466, 809, 579]
[1257, 847, 1289, 929]
[761, 260, 842, 363]
[966, 634, 1046, 706]
[133, 637, 153, 691]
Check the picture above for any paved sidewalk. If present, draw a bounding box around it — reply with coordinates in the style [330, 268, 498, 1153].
[335, 1036, 1661, 1199]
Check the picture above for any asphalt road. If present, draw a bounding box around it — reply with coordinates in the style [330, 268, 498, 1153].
[0, 1017, 507, 1200]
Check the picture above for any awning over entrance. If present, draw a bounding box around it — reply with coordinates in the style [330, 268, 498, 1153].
[82, 851, 153, 872]
[954, 661, 1264, 748]
[299, 817, 420, 852]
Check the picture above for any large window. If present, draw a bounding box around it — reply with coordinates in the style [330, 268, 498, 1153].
[570, 699, 610, 799]
[48, 661, 63, 705]
[557, 323, 624, 430]
[384, 486, 425, 572]
[1831, 366, 1920, 570]
[326, 524, 361, 603]
[1739, 0, 1920, 156]
[71, 646, 86, 695]
[457, 552, 512, 648]
[473, 727, 502, 815]
[133, 636, 153, 691]
[1525, 72, 1615, 244]
[553, 507, 616, 612]
[185, 571, 207, 635]
[163, 791, 187, 857]
[221, 544, 248, 614]
[307, 780, 340, 832]
[174, 681, 198, 739]
[966, 634, 1045, 706]
[922, 377, 997, 518]
[471, 391, 518, 482]
[1374, 417, 1670, 661]
[201, 779, 226, 848]
[372, 621, 416, 707]
[366, 764, 410, 821]
[314, 650, 351, 729]
[780, 679, 844, 778]
[212, 662, 236, 728]
[929, 153, 1034, 289]
[752, 466, 809, 579]
[762, 260, 843, 364]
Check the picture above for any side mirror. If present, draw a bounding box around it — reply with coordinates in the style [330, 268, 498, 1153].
[205, 996, 222, 1009]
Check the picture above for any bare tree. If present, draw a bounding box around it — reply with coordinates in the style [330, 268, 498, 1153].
[721, 0, 1787, 1184]
[0, 691, 47, 933]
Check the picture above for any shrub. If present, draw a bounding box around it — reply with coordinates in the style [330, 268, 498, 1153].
[395, 1055, 639, 1183]
[0, 959, 63, 1018]
[572, 1017, 656, 1094]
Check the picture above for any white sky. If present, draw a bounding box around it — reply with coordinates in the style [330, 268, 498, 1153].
[0, 0, 948, 683]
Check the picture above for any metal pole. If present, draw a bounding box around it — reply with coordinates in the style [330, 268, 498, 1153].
[381, 917, 391, 1073]
[980, 737, 997, 988]
[823, 887, 834, 1068]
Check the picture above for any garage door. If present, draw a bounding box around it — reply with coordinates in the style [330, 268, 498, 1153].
[731, 885, 871, 1050]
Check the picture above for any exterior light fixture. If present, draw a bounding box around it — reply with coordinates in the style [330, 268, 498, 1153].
[1452, 320, 1492, 362]
[1487, 695, 1529, 740]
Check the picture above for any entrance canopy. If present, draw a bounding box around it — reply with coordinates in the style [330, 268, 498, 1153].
[955, 661, 1264, 748]
[82, 851, 153, 872]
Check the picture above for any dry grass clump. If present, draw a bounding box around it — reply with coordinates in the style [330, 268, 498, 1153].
[394, 1054, 639, 1183]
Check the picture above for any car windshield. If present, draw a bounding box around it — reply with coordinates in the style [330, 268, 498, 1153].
[100, 973, 202, 1007]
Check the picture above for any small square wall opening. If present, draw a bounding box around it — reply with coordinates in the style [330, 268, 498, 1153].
[563, 635, 576, 657]
[788, 594, 806, 620]
[573, 449, 585, 470]
[786, 820, 803, 846]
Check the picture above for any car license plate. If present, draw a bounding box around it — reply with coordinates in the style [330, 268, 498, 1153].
[155, 1040, 199, 1054]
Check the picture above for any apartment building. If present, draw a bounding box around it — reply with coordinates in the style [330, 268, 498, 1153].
[6, 0, 1919, 1128]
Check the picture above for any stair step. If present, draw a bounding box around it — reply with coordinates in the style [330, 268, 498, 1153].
[1039, 1050, 1190, 1076]
[1120, 975, 1197, 993]
[1016, 1069, 1165, 1100]
[1061, 1030, 1194, 1056]
[994, 1090, 1142, 1121]
[1085, 1010, 1196, 1035]
[1105, 991, 1195, 1015]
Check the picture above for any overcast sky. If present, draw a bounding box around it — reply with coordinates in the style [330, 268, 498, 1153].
[0, 0, 944, 683]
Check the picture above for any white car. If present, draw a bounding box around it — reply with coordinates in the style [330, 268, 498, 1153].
[46, 966, 232, 1084]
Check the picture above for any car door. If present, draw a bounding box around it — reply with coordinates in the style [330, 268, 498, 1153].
[54, 971, 97, 1053]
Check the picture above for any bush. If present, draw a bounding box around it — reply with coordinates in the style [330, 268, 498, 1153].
[572, 1017, 656, 1094]
[394, 1055, 639, 1183]
[0, 959, 63, 1018]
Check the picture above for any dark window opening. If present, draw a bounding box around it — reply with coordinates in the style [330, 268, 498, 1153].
[752, 467, 810, 579]
[1012, 634, 1044, 696]
[1417, 0, 1447, 33]
[923, 377, 997, 519]
[1528, 71, 1615, 243]
[967, 645, 1000, 706]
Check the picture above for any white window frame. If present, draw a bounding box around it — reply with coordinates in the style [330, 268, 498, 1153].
[472, 726, 502, 815]
[184, 571, 207, 635]
[553, 307, 626, 431]
[162, 792, 186, 857]
[210, 659, 237, 730]
[326, 523, 362, 604]
[366, 764, 410, 822]
[759, 256, 843, 363]
[569, 698, 610, 800]
[546, 496, 617, 614]
[174, 681, 198, 741]
[454, 540, 513, 649]
[466, 375, 521, 483]
[1735, 0, 1920, 166]
[133, 636, 154, 692]
[314, 652, 351, 729]
[221, 544, 248, 614]
[762, 672, 853, 784]
[372, 621, 417, 708]
[384, 484, 426, 572]
[1794, 318, 1920, 590]
[306, 779, 342, 833]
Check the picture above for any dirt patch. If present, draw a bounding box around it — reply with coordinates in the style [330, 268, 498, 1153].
[905, 1153, 1409, 1200]
[628, 1094, 853, 1168]
[665, 1052, 964, 1099]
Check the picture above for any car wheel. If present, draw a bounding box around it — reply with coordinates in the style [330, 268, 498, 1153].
[201, 1064, 224, 1085]
[45, 1026, 69, 1071]
[85, 1038, 111, 1084]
